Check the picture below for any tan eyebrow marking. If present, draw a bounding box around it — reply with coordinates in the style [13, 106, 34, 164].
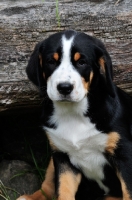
[53, 52, 59, 61]
[74, 52, 81, 61]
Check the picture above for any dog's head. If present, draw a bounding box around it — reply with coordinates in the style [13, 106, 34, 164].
[26, 30, 115, 103]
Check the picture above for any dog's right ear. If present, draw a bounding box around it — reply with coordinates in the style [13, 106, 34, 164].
[26, 41, 46, 96]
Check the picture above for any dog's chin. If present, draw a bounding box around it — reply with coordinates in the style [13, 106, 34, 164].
[56, 99, 74, 104]
[50, 95, 86, 104]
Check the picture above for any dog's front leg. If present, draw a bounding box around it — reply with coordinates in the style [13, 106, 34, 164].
[53, 152, 82, 200]
[116, 160, 132, 200]
[105, 132, 132, 200]
[17, 158, 55, 200]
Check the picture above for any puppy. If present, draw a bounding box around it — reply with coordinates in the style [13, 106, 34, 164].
[17, 30, 132, 200]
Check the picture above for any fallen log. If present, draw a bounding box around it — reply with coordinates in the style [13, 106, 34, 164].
[0, 0, 132, 111]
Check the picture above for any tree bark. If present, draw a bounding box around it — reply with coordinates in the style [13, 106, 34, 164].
[0, 0, 132, 111]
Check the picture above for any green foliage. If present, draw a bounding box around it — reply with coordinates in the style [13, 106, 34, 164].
[0, 139, 50, 199]
[55, 0, 61, 27]
[29, 145, 45, 182]
[42, 0, 61, 27]
[0, 181, 20, 200]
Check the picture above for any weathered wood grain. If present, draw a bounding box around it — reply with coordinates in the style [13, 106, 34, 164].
[0, 0, 132, 111]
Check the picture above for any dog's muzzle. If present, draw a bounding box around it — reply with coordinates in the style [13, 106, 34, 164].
[57, 82, 74, 96]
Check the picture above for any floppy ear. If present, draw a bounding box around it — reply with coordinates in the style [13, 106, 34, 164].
[26, 41, 46, 96]
[95, 45, 115, 98]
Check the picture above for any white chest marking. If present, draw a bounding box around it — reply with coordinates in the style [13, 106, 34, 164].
[45, 98, 109, 193]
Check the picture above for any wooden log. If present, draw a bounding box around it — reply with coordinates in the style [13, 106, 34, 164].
[0, 0, 132, 111]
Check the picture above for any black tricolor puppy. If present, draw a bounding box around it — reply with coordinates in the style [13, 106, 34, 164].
[17, 30, 132, 200]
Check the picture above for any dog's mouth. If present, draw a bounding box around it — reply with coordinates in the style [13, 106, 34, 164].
[55, 95, 74, 103]
[54, 93, 87, 103]
[57, 99, 72, 103]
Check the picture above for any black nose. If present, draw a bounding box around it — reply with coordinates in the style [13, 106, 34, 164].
[57, 82, 73, 95]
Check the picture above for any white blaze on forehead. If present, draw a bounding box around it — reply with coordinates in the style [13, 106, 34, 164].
[47, 33, 86, 102]
[61, 35, 74, 63]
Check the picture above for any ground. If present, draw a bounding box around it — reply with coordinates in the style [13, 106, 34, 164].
[0, 106, 51, 199]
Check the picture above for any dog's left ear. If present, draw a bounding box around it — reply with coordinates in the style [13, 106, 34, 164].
[95, 45, 115, 98]
[26, 41, 46, 96]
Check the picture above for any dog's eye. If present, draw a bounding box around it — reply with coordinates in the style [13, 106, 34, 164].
[77, 59, 87, 67]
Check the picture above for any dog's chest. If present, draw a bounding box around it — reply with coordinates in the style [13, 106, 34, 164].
[45, 103, 109, 193]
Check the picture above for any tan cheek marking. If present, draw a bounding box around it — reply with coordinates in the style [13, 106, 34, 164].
[53, 52, 59, 61]
[47, 76, 51, 83]
[39, 54, 42, 67]
[82, 78, 89, 92]
[117, 173, 131, 200]
[74, 52, 81, 61]
[81, 72, 94, 92]
[99, 57, 105, 74]
[58, 171, 81, 200]
[105, 132, 120, 155]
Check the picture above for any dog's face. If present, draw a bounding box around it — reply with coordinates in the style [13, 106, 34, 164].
[44, 33, 92, 102]
[27, 30, 114, 102]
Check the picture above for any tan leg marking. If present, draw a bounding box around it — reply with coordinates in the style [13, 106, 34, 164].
[105, 132, 120, 155]
[53, 53, 59, 61]
[17, 158, 55, 200]
[74, 52, 81, 61]
[40, 158, 55, 199]
[104, 197, 122, 200]
[117, 173, 131, 200]
[58, 171, 81, 200]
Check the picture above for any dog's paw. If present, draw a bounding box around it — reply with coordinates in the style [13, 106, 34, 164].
[16, 195, 33, 200]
